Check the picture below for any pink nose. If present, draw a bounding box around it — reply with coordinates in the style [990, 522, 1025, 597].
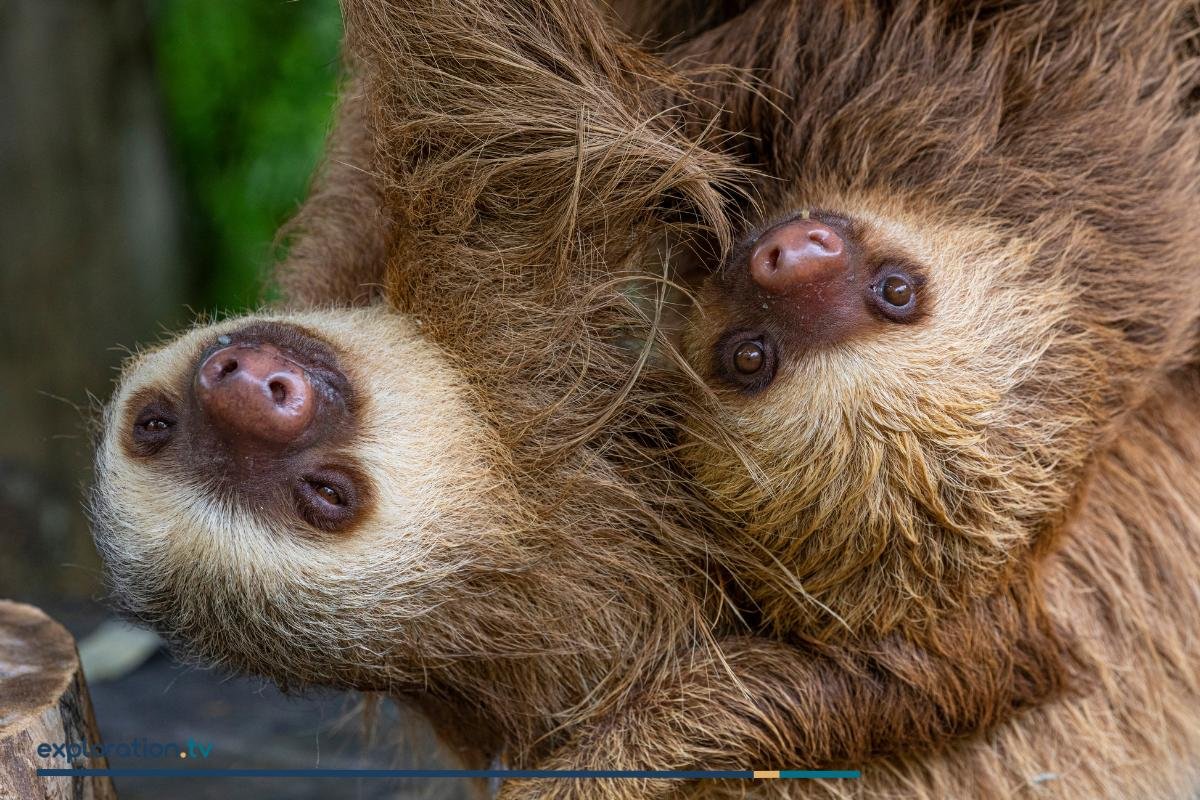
[195, 343, 316, 445]
[748, 219, 848, 295]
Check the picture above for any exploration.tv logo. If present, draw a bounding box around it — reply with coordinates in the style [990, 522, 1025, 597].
[37, 738, 213, 760]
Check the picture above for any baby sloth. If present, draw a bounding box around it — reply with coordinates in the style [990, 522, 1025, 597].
[670, 0, 1200, 637]
[658, 0, 1200, 796]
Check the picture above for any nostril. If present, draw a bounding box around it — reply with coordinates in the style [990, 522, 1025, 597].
[763, 245, 783, 274]
[269, 379, 288, 405]
[218, 358, 238, 379]
[809, 227, 839, 253]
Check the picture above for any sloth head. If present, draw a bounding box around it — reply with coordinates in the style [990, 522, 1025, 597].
[90, 306, 528, 691]
[671, 0, 1200, 639]
[682, 183, 1200, 639]
[683, 198, 1088, 636]
[87, 0, 738, 712]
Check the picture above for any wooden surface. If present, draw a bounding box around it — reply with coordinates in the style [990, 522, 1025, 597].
[0, 600, 116, 800]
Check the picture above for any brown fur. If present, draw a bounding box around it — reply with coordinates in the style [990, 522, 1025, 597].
[672, 0, 1198, 662]
[650, 0, 1200, 795]
[609, 0, 755, 48]
[273, 67, 392, 306]
[330, 0, 1200, 794]
[94, 0, 751, 783]
[90, 1, 1200, 798]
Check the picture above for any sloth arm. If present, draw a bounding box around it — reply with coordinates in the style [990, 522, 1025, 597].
[498, 580, 1072, 799]
[271, 67, 395, 307]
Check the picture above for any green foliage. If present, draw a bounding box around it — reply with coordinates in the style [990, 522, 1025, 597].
[152, 0, 343, 311]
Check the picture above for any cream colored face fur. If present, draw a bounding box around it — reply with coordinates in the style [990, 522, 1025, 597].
[91, 306, 518, 689]
[684, 191, 1105, 636]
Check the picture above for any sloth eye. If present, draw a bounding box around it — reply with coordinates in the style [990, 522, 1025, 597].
[871, 269, 921, 322]
[315, 483, 343, 505]
[130, 401, 176, 456]
[881, 275, 912, 307]
[294, 470, 358, 532]
[717, 332, 777, 394]
[733, 341, 765, 374]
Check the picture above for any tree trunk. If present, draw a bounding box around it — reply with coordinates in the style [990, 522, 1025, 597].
[0, 600, 118, 800]
[0, 0, 188, 603]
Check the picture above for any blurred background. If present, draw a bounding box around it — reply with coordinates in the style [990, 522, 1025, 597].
[0, 0, 462, 796]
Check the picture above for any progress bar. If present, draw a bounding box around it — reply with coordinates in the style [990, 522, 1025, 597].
[39, 768, 861, 780]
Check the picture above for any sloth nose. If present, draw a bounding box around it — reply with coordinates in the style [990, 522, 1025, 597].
[195, 343, 316, 445]
[748, 219, 848, 295]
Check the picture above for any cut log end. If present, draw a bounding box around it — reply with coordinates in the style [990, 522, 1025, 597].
[0, 600, 117, 800]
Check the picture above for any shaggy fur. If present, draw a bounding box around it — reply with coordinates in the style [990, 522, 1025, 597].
[654, 1, 1200, 796]
[685, 0, 1198, 658]
[273, 71, 393, 307]
[94, 0, 751, 785]
[90, 306, 721, 777]
[89, 0, 1200, 798]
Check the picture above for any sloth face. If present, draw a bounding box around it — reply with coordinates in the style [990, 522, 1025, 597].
[125, 318, 366, 532]
[682, 193, 1107, 636]
[703, 208, 930, 396]
[90, 306, 518, 689]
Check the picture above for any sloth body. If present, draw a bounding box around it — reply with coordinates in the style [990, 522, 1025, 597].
[91, 305, 719, 773]
[90, 1, 1200, 798]
[663, 2, 1200, 796]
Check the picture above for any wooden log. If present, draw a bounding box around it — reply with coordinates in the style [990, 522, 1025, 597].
[0, 600, 117, 800]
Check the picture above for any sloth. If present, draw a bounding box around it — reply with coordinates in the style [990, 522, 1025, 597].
[90, 0, 1200, 799]
[655, 0, 1200, 797]
[89, 304, 719, 778]
[91, 0, 749, 788]
[673, 0, 1200, 639]
[501, 3, 1200, 795]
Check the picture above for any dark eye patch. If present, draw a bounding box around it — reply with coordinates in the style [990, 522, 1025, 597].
[868, 265, 925, 323]
[715, 330, 778, 394]
[293, 467, 362, 532]
[129, 397, 177, 457]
